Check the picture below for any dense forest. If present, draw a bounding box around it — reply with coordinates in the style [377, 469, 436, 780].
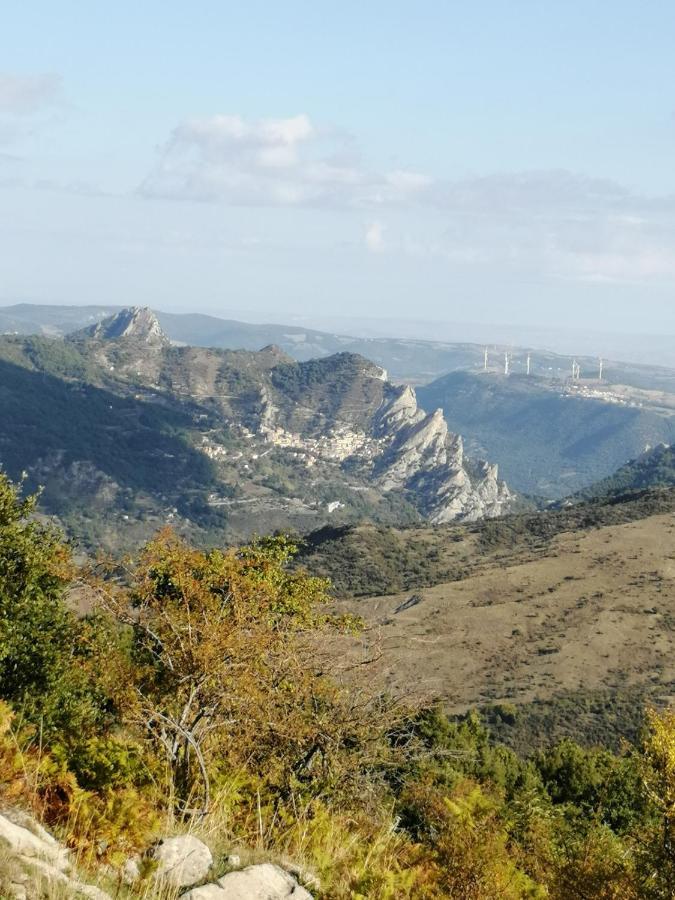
[1, 472, 675, 897]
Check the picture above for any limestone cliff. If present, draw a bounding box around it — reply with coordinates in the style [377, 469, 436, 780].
[15, 308, 516, 541]
[257, 377, 513, 522]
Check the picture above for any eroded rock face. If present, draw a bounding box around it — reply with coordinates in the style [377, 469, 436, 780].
[84, 307, 168, 344]
[259, 376, 513, 522]
[63, 311, 515, 525]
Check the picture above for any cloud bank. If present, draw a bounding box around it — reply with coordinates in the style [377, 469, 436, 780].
[139, 113, 431, 208]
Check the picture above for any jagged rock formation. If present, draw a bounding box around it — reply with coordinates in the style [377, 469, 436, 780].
[257, 376, 512, 523]
[0, 308, 516, 550]
[77, 306, 167, 344]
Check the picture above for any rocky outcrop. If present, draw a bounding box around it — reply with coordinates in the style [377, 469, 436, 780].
[80, 306, 168, 344]
[373, 385, 512, 521]
[180, 862, 313, 899]
[55, 312, 515, 526]
[377, 407, 448, 490]
[257, 369, 512, 522]
[0, 809, 312, 900]
[374, 384, 423, 432]
[0, 810, 111, 900]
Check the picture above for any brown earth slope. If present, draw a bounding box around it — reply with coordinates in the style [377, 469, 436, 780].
[330, 510, 675, 714]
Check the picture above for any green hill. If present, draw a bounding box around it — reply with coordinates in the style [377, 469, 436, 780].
[418, 370, 675, 498]
[571, 442, 675, 502]
[0, 310, 512, 551]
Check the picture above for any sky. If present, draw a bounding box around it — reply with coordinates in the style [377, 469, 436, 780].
[2, 1, 675, 337]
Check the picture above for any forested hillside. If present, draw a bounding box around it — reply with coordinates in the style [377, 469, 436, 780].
[0, 312, 513, 552]
[572, 442, 675, 502]
[418, 371, 675, 497]
[3, 471, 675, 898]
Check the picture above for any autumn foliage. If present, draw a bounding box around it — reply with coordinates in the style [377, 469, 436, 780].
[1, 471, 675, 897]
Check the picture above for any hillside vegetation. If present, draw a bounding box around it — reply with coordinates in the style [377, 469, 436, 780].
[418, 371, 675, 498]
[0, 314, 511, 553]
[299, 486, 675, 599]
[3, 471, 675, 898]
[573, 443, 675, 502]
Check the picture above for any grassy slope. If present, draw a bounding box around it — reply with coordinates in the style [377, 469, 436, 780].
[298, 488, 675, 748]
[299, 487, 675, 598]
[325, 506, 675, 744]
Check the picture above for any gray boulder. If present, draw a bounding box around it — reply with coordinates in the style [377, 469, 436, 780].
[180, 885, 229, 900]
[152, 835, 213, 887]
[0, 811, 70, 871]
[181, 862, 313, 899]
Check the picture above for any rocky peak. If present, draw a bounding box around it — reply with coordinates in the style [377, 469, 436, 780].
[376, 384, 424, 431]
[80, 307, 168, 344]
[258, 344, 295, 364]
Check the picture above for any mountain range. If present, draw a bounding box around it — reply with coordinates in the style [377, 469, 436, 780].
[0, 307, 513, 551]
[5, 302, 675, 503]
[4, 301, 675, 389]
[4, 303, 675, 753]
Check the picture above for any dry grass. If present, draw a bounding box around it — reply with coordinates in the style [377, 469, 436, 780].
[329, 510, 675, 714]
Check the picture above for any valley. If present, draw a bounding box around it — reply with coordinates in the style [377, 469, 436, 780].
[419, 370, 675, 497]
[6, 303, 675, 506]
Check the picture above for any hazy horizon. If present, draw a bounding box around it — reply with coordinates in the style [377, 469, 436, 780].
[3, 2, 675, 334]
[3, 297, 675, 368]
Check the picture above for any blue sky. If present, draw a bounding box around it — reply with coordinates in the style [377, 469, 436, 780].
[2, 1, 675, 335]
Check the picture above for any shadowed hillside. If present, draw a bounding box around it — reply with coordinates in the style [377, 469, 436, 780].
[418, 370, 675, 497]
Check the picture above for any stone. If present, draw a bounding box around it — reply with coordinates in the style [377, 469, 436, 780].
[152, 835, 213, 887]
[180, 885, 228, 900]
[216, 863, 313, 899]
[0, 810, 112, 899]
[17, 855, 112, 899]
[0, 812, 70, 871]
[121, 855, 141, 884]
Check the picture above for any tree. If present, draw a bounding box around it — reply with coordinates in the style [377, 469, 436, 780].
[0, 473, 76, 728]
[636, 708, 675, 898]
[94, 530, 375, 818]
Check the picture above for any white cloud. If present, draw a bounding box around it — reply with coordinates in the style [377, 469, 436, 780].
[365, 220, 386, 253]
[0, 73, 63, 149]
[138, 112, 675, 286]
[0, 73, 62, 116]
[139, 113, 433, 208]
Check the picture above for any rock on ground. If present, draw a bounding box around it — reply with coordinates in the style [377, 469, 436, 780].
[0, 810, 111, 899]
[181, 862, 313, 899]
[152, 834, 213, 887]
[0, 810, 70, 871]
